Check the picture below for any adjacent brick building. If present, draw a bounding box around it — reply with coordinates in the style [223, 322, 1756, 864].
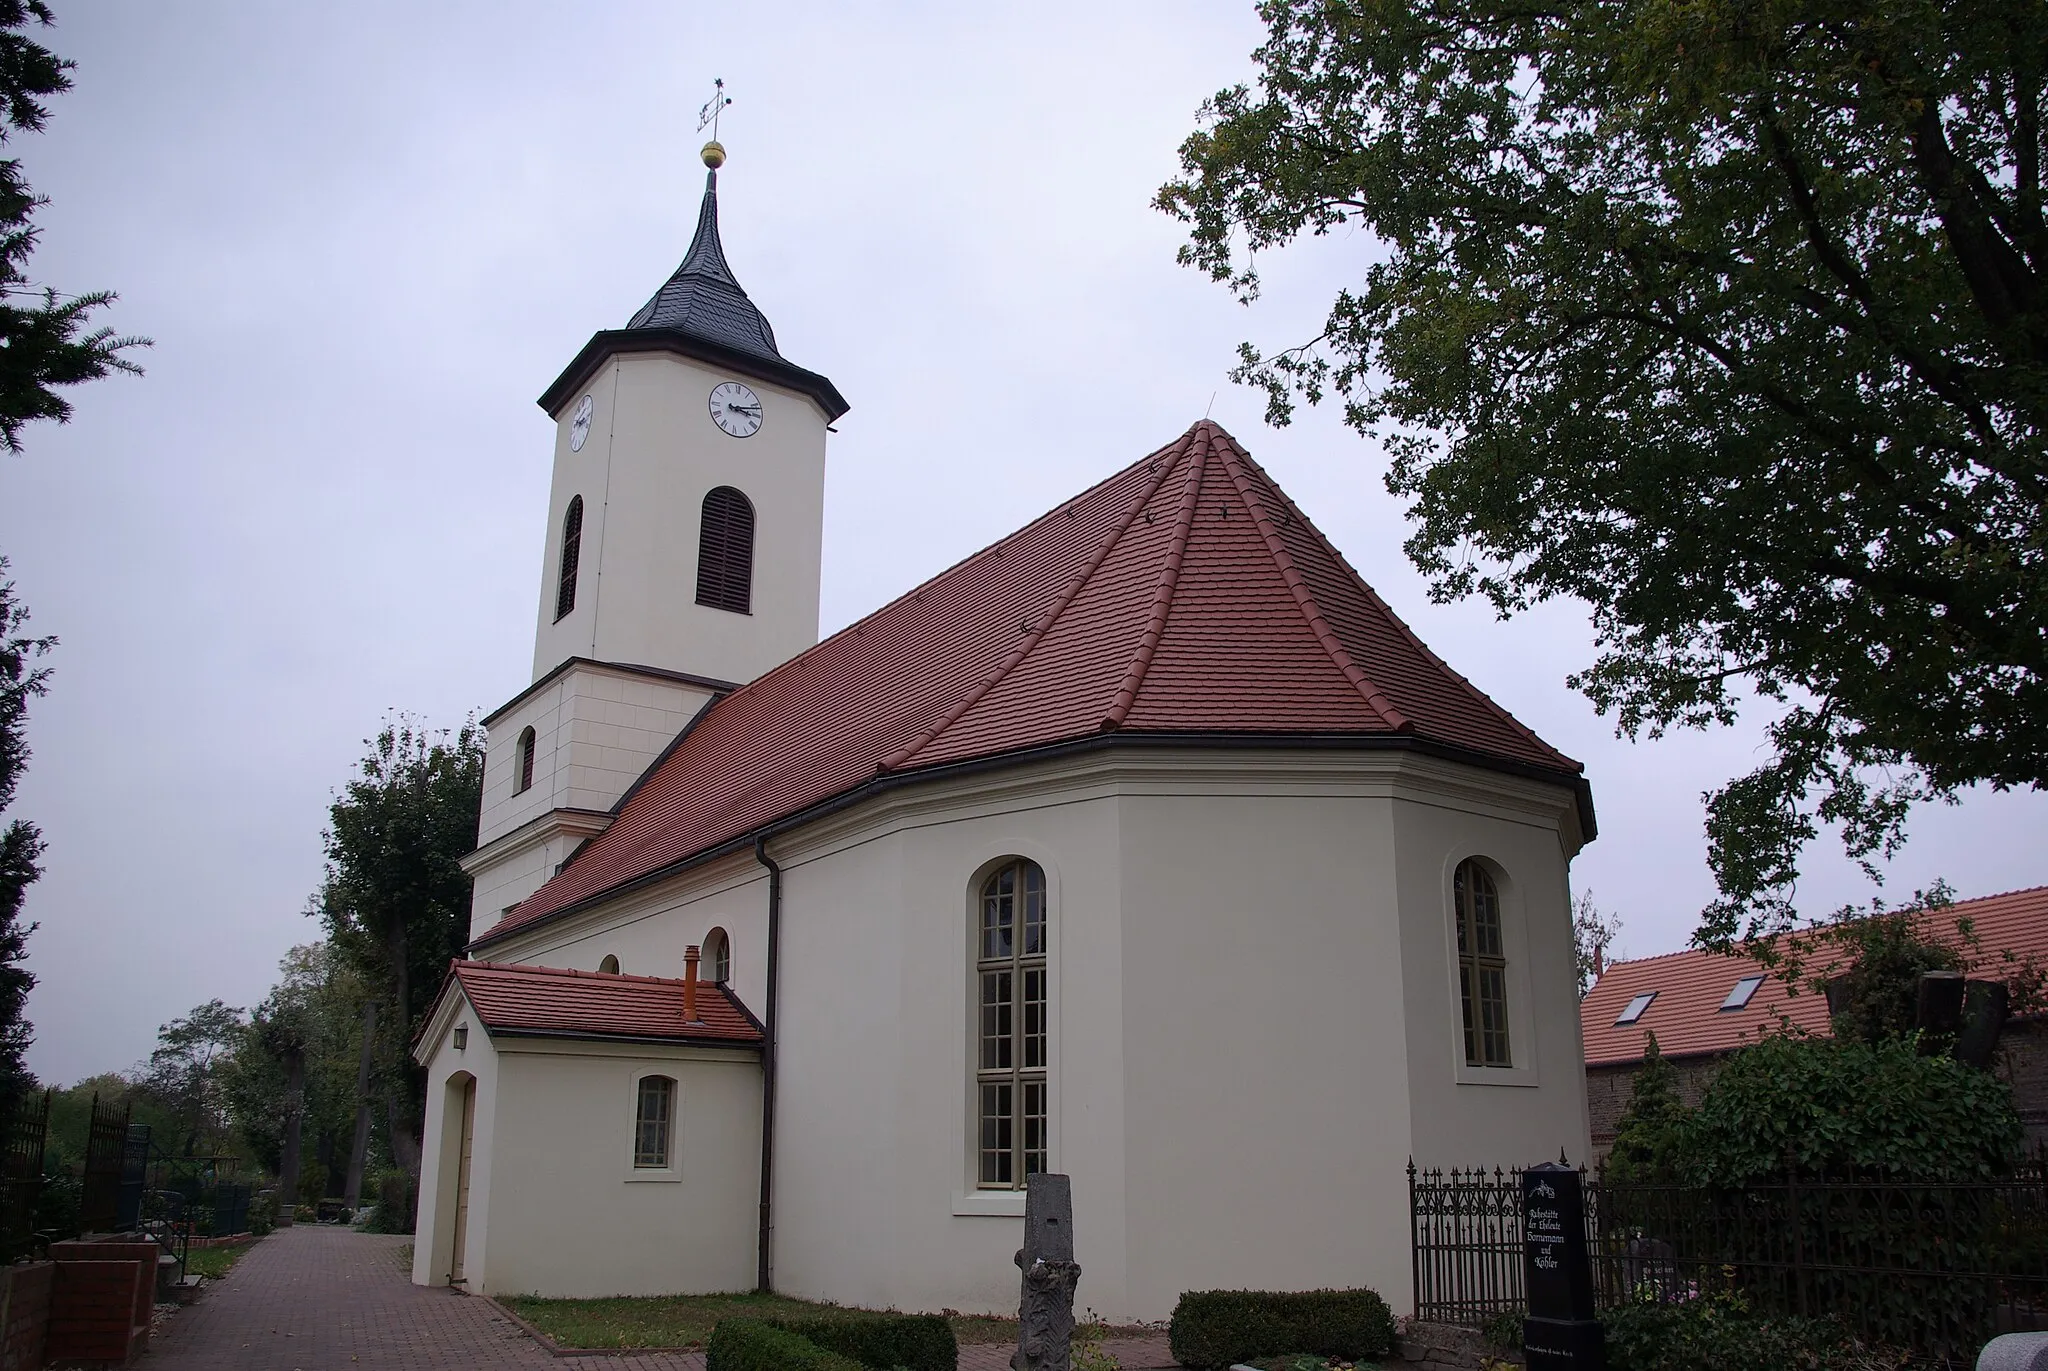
[1582, 885, 2048, 1163]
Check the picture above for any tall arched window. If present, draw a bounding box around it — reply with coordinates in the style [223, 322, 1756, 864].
[975, 858, 1047, 1188]
[515, 727, 536, 794]
[633, 1075, 675, 1168]
[702, 927, 730, 984]
[555, 495, 584, 621]
[695, 487, 755, 614]
[1455, 859, 1511, 1067]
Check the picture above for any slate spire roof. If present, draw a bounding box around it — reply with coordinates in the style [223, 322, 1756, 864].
[623, 168, 782, 363]
[474, 420, 1586, 949]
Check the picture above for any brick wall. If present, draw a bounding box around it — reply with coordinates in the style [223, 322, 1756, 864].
[1586, 1053, 1725, 1166]
[0, 1262, 51, 1371]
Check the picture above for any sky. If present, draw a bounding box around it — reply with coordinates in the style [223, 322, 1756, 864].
[2, 2, 2042, 1087]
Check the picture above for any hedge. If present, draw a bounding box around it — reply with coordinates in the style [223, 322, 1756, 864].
[770, 1314, 956, 1371]
[706, 1320, 867, 1371]
[1167, 1288, 1397, 1369]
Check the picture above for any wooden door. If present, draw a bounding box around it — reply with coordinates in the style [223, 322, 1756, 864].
[449, 1078, 476, 1283]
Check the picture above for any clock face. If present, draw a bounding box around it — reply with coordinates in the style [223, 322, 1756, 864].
[709, 381, 763, 438]
[568, 394, 594, 452]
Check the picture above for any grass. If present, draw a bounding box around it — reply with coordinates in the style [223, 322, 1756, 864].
[496, 1291, 1161, 1352]
[184, 1239, 258, 1281]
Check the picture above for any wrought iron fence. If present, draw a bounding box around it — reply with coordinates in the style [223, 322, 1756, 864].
[1409, 1157, 2048, 1366]
[78, 1093, 130, 1234]
[0, 1088, 50, 1261]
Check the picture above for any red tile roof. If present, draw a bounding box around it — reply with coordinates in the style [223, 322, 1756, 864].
[475, 420, 1582, 947]
[442, 961, 763, 1046]
[1580, 885, 2048, 1067]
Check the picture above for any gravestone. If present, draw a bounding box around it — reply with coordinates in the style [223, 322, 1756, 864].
[1521, 1162, 1604, 1370]
[1012, 1172, 1081, 1371]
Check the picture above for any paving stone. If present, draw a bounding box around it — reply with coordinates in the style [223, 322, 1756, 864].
[140, 1224, 1179, 1370]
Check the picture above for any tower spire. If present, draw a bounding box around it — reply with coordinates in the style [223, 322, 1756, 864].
[619, 85, 781, 362]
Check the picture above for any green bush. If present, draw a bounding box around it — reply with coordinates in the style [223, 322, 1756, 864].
[707, 1319, 867, 1371]
[1604, 1288, 1906, 1371]
[1682, 1033, 2022, 1184]
[1167, 1288, 1397, 1370]
[769, 1315, 955, 1371]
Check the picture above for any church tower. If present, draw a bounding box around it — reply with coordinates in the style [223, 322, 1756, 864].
[463, 139, 849, 940]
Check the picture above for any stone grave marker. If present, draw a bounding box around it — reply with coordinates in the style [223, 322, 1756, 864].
[1522, 1161, 1604, 1370]
[1012, 1172, 1081, 1371]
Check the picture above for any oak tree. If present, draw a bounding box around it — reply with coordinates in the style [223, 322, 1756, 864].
[1159, 0, 2048, 947]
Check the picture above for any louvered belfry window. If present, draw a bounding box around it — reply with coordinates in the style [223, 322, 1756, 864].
[695, 486, 755, 614]
[555, 495, 584, 622]
[1455, 859, 1512, 1067]
[515, 727, 536, 795]
[976, 858, 1047, 1188]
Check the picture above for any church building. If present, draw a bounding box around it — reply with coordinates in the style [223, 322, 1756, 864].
[411, 141, 1598, 1320]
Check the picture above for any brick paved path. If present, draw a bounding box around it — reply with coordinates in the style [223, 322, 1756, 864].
[142, 1225, 1177, 1369]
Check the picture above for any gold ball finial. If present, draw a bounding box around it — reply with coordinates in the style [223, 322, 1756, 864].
[701, 141, 726, 170]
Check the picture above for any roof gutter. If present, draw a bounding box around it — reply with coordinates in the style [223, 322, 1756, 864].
[470, 728, 1593, 955]
[753, 837, 783, 1295]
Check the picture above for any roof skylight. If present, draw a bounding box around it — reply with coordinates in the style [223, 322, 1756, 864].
[1721, 975, 1766, 1011]
[1615, 992, 1656, 1025]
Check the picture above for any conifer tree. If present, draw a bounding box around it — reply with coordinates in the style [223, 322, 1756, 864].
[1603, 1031, 1688, 1183]
[0, 567, 48, 1111]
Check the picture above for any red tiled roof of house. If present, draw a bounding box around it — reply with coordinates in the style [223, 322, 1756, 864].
[1580, 885, 2048, 1067]
[475, 420, 1582, 947]
[444, 961, 763, 1046]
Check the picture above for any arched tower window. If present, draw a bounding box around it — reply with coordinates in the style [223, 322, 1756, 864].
[695, 487, 755, 614]
[1454, 859, 1511, 1067]
[598, 954, 620, 975]
[702, 927, 730, 983]
[555, 495, 584, 622]
[975, 858, 1047, 1188]
[515, 728, 536, 795]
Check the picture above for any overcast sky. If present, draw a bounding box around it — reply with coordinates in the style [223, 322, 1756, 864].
[4, 2, 2042, 1086]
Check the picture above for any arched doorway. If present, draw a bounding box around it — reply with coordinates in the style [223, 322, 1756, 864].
[435, 1073, 477, 1285]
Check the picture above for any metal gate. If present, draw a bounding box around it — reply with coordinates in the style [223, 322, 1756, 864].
[79, 1093, 132, 1233]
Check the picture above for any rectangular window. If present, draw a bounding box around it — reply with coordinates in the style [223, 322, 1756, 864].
[1615, 991, 1657, 1025]
[977, 860, 1047, 1188]
[1720, 976, 1765, 1011]
[634, 1076, 674, 1168]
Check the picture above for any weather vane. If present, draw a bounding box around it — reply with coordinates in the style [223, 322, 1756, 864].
[697, 77, 731, 140]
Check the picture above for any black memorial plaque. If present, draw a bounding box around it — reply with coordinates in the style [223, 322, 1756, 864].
[1521, 1162, 1603, 1370]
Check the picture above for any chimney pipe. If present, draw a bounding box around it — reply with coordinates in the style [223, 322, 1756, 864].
[684, 944, 701, 1024]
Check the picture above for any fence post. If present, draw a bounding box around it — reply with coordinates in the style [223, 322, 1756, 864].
[1409, 1158, 1421, 1321]
[1788, 1164, 1806, 1319]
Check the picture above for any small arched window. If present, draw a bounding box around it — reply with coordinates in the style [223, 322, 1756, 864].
[1454, 859, 1511, 1067]
[633, 1075, 675, 1168]
[597, 954, 620, 975]
[702, 928, 730, 984]
[515, 727, 536, 794]
[975, 858, 1047, 1188]
[695, 487, 755, 614]
[555, 495, 584, 621]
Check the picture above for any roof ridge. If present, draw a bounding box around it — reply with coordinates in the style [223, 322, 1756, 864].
[1222, 435, 1576, 767]
[1101, 426, 1208, 730]
[883, 428, 1191, 771]
[462, 958, 724, 992]
[1209, 426, 1410, 731]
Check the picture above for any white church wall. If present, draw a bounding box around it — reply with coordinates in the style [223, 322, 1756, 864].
[1390, 780, 1592, 1170]
[480, 1041, 762, 1298]
[1112, 787, 1415, 1318]
[414, 992, 502, 1290]
[482, 851, 772, 1015]
[466, 665, 717, 944]
[533, 351, 827, 688]
[767, 782, 1130, 1320]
